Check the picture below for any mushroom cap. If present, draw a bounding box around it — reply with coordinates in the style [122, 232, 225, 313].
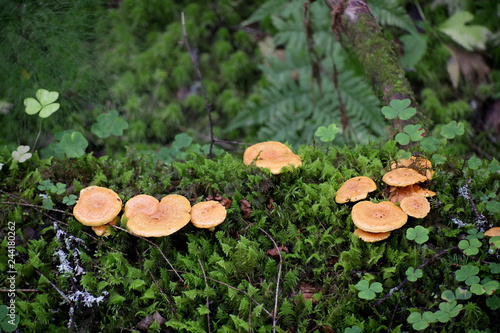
[382, 168, 428, 187]
[351, 201, 408, 233]
[92, 217, 117, 237]
[353, 228, 391, 243]
[399, 195, 431, 218]
[73, 186, 122, 226]
[335, 176, 377, 203]
[391, 156, 434, 180]
[124, 194, 191, 237]
[190, 200, 227, 229]
[243, 141, 302, 174]
[484, 227, 500, 238]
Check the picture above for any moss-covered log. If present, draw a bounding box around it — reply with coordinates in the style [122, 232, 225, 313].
[325, 0, 431, 131]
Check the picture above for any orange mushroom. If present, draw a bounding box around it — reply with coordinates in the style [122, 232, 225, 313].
[335, 176, 377, 204]
[243, 141, 302, 174]
[190, 200, 227, 231]
[73, 186, 122, 227]
[351, 201, 408, 233]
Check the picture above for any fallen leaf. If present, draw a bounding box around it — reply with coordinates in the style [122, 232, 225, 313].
[240, 199, 252, 219]
[266, 245, 289, 258]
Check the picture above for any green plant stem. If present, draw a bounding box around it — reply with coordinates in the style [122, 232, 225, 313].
[32, 119, 43, 153]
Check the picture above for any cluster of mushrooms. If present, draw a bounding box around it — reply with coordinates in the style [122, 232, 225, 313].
[73, 187, 227, 237]
[72, 141, 498, 243]
[335, 156, 436, 242]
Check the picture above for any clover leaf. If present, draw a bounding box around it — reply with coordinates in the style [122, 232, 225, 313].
[486, 201, 500, 213]
[354, 280, 383, 300]
[381, 99, 416, 120]
[315, 123, 340, 142]
[488, 159, 500, 173]
[24, 89, 60, 118]
[59, 131, 88, 158]
[91, 110, 129, 138]
[441, 120, 465, 139]
[407, 311, 436, 331]
[344, 326, 361, 333]
[434, 301, 463, 323]
[458, 238, 482, 256]
[395, 124, 425, 145]
[406, 225, 429, 244]
[486, 295, 500, 310]
[455, 264, 480, 285]
[50, 182, 66, 195]
[441, 288, 471, 302]
[406, 267, 423, 282]
[471, 280, 500, 296]
[490, 263, 500, 274]
[420, 136, 440, 153]
[11, 145, 32, 163]
[63, 194, 78, 206]
[467, 156, 483, 170]
[0, 305, 20, 332]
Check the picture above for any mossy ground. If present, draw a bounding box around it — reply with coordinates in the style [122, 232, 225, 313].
[1, 141, 498, 332]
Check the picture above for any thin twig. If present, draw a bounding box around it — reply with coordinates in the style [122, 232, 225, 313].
[258, 227, 282, 332]
[0, 289, 39, 292]
[181, 12, 215, 159]
[375, 245, 459, 306]
[112, 225, 184, 282]
[148, 270, 180, 321]
[198, 259, 211, 333]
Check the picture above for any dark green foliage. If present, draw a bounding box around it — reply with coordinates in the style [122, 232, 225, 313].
[1, 139, 499, 332]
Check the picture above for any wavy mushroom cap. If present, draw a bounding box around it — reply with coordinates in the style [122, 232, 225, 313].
[353, 228, 391, 243]
[400, 195, 431, 218]
[391, 156, 434, 180]
[484, 227, 500, 238]
[351, 201, 408, 233]
[190, 200, 227, 229]
[388, 184, 436, 203]
[124, 194, 191, 237]
[335, 176, 377, 203]
[383, 168, 428, 187]
[243, 141, 302, 174]
[73, 186, 122, 226]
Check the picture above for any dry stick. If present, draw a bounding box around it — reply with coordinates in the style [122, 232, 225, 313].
[0, 289, 39, 292]
[258, 227, 282, 333]
[374, 245, 459, 307]
[112, 225, 184, 283]
[181, 12, 215, 159]
[147, 270, 180, 321]
[198, 259, 211, 333]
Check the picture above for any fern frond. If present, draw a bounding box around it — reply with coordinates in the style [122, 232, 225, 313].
[370, 0, 419, 35]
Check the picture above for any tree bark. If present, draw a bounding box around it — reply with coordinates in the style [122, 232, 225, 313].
[325, 0, 431, 132]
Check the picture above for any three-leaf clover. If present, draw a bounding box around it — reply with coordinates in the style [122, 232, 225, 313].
[344, 326, 361, 333]
[24, 89, 60, 118]
[11, 145, 32, 163]
[354, 280, 383, 300]
[434, 301, 463, 323]
[395, 124, 425, 145]
[441, 120, 465, 139]
[50, 182, 66, 195]
[91, 110, 129, 138]
[455, 264, 480, 285]
[441, 288, 471, 302]
[458, 238, 482, 256]
[63, 194, 78, 206]
[59, 131, 88, 158]
[381, 99, 416, 120]
[315, 123, 340, 142]
[470, 280, 500, 296]
[407, 311, 436, 331]
[467, 156, 483, 170]
[406, 226, 429, 244]
[406, 267, 423, 282]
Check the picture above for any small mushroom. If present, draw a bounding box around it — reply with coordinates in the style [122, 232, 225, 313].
[73, 186, 122, 227]
[335, 176, 377, 203]
[382, 168, 428, 187]
[190, 200, 227, 231]
[243, 141, 302, 174]
[92, 217, 117, 237]
[123, 194, 191, 237]
[351, 201, 408, 233]
[399, 195, 431, 218]
[388, 184, 436, 203]
[353, 228, 391, 243]
[484, 227, 500, 238]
